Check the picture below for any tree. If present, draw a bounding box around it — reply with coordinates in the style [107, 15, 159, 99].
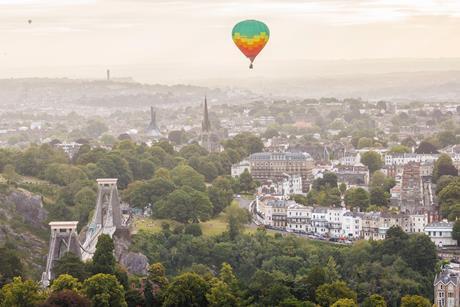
[389, 145, 411, 154]
[437, 130, 457, 147]
[438, 180, 460, 219]
[184, 224, 203, 237]
[0, 242, 23, 286]
[339, 183, 347, 195]
[222, 133, 263, 156]
[51, 274, 82, 293]
[206, 279, 238, 307]
[400, 295, 431, 307]
[315, 281, 357, 307]
[124, 289, 145, 307]
[208, 176, 234, 216]
[369, 187, 389, 207]
[344, 188, 370, 211]
[331, 298, 358, 307]
[452, 220, 460, 246]
[53, 252, 89, 282]
[161, 272, 209, 307]
[96, 154, 133, 189]
[155, 187, 212, 223]
[147, 263, 169, 289]
[224, 202, 251, 240]
[84, 120, 108, 138]
[362, 294, 387, 307]
[403, 234, 437, 275]
[83, 274, 127, 307]
[2, 164, 19, 182]
[360, 151, 383, 174]
[433, 154, 458, 181]
[415, 141, 438, 154]
[219, 263, 239, 293]
[123, 177, 175, 209]
[74, 187, 97, 226]
[313, 173, 338, 190]
[370, 171, 395, 192]
[357, 137, 373, 149]
[171, 164, 206, 192]
[325, 257, 340, 283]
[239, 169, 255, 193]
[42, 289, 90, 307]
[0, 277, 45, 307]
[263, 127, 279, 139]
[294, 267, 327, 302]
[91, 234, 116, 275]
[401, 137, 416, 148]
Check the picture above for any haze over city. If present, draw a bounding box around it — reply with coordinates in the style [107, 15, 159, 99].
[1, 0, 460, 85]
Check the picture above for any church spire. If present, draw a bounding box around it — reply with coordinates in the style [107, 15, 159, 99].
[150, 106, 156, 126]
[202, 96, 211, 132]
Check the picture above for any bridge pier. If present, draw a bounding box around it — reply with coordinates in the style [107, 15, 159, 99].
[40, 221, 80, 287]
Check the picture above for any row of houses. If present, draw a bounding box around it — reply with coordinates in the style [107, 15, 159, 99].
[255, 196, 456, 246]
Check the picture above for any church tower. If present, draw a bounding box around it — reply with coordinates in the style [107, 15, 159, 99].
[201, 97, 220, 152]
[145, 106, 162, 139]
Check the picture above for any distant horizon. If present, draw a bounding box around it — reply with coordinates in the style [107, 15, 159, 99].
[2, 0, 460, 84]
[3, 57, 460, 86]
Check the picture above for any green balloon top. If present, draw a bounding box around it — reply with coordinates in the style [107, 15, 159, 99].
[232, 20, 270, 38]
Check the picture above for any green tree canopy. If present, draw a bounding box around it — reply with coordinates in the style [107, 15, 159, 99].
[360, 151, 383, 174]
[91, 234, 116, 275]
[344, 188, 370, 211]
[362, 294, 387, 307]
[50, 274, 82, 293]
[155, 186, 212, 223]
[161, 272, 210, 307]
[315, 281, 357, 307]
[83, 273, 127, 307]
[0, 277, 45, 307]
[53, 252, 89, 282]
[400, 295, 431, 307]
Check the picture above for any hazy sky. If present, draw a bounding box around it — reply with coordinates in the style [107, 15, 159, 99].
[1, 0, 460, 83]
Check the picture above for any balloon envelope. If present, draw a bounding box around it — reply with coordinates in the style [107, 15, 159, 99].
[232, 20, 269, 67]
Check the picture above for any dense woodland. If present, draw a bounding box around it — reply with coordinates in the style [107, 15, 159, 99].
[0, 217, 438, 306]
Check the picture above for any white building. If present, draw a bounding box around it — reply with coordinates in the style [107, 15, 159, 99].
[384, 153, 439, 166]
[409, 214, 428, 233]
[311, 207, 329, 235]
[286, 203, 312, 233]
[280, 175, 303, 196]
[342, 212, 363, 239]
[327, 207, 347, 238]
[338, 153, 361, 166]
[425, 221, 457, 247]
[231, 160, 251, 178]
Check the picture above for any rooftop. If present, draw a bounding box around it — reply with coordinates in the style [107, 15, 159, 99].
[249, 152, 313, 161]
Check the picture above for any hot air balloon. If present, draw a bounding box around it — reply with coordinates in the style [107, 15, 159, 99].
[232, 20, 270, 69]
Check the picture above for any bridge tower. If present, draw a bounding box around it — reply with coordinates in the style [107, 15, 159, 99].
[81, 178, 122, 261]
[40, 221, 80, 287]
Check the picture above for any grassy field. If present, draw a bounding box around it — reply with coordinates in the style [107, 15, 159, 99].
[133, 213, 258, 237]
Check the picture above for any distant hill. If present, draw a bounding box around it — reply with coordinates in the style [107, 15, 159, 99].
[0, 78, 259, 108]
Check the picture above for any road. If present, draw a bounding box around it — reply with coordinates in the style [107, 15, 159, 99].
[234, 196, 253, 210]
[234, 195, 351, 246]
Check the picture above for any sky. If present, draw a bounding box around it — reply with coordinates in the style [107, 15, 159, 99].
[1, 0, 460, 83]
